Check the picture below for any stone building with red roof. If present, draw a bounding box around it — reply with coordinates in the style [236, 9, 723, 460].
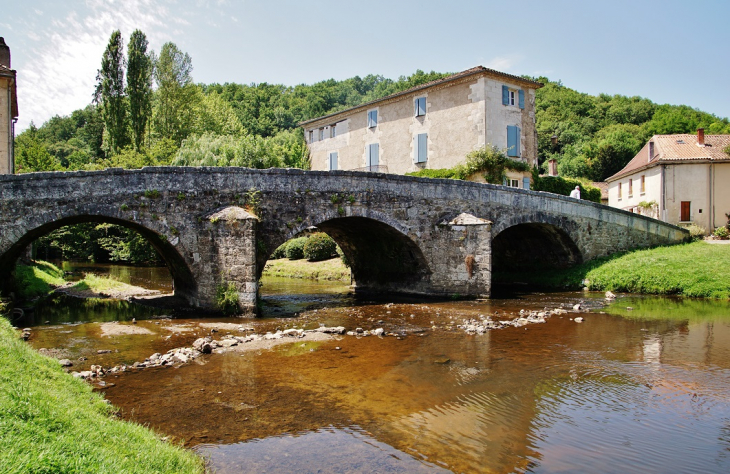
[300, 67, 542, 189]
[606, 129, 730, 232]
[0, 37, 18, 175]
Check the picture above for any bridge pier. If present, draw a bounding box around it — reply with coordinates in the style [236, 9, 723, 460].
[426, 213, 492, 298]
[191, 207, 259, 315]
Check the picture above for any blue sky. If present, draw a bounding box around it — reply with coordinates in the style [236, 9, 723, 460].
[2, 0, 729, 132]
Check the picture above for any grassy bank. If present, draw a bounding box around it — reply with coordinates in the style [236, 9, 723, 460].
[497, 241, 730, 299]
[0, 316, 203, 473]
[263, 257, 351, 282]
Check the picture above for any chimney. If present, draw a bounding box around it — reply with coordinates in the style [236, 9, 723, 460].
[697, 128, 705, 146]
[0, 37, 10, 68]
[548, 159, 558, 177]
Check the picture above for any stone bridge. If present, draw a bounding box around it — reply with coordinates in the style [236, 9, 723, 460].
[0, 168, 687, 314]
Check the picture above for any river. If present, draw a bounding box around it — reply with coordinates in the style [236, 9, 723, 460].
[14, 263, 730, 473]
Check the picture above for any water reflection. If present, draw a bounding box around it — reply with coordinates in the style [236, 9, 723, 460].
[17, 266, 730, 473]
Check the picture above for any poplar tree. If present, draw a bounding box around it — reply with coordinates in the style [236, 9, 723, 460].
[94, 30, 129, 155]
[152, 42, 200, 144]
[126, 30, 152, 152]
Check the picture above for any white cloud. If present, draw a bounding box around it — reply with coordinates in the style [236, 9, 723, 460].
[15, 0, 186, 132]
[484, 55, 519, 72]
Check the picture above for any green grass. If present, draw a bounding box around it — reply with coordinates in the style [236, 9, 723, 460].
[497, 241, 730, 299]
[0, 316, 204, 474]
[14, 260, 66, 299]
[71, 273, 133, 293]
[263, 257, 351, 281]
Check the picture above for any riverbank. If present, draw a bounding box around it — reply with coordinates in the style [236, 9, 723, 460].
[16, 261, 161, 301]
[497, 241, 730, 299]
[262, 257, 351, 282]
[0, 315, 203, 473]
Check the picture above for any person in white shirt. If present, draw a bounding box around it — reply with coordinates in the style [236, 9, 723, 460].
[569, 186, 581, 199]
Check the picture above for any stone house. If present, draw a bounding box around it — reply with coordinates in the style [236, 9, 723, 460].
[0, 37, 18, 175]
[606, 129, 730, 232]
[300, 66, 542, 189]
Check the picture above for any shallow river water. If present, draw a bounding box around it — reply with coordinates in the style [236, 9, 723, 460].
[16, 265, 730, 473]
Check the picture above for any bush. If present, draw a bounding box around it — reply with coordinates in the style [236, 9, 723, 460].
[303, 233, 337, 261]
[713, 226, 729, 240]
[684, 224, 706, 240]
[533, 174, 602, 203]
[271, 242, 288, 259]
[216, 281, 239, 315]
[336, 245, 350, 268]
[406, 168, 463, 179]
[285, 237, 308, 260]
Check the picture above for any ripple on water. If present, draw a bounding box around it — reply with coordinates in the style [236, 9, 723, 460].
[195, 425, 451, 474]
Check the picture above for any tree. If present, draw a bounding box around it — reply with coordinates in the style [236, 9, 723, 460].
[152, 42, 200, 144]
[94, 30, 129, 154]
[126, 29, 153, 152]
[15, 123, 56, 173]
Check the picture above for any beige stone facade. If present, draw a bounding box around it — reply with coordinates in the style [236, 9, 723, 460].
[301, 67, 541, 188]
[0, 37, 18, 175]
[606, 131, 730, 232]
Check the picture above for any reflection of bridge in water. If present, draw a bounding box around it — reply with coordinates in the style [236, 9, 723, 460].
[0, 167, 687, 313]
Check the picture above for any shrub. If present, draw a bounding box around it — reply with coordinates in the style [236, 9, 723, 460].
[303, 233, 337, 261]
[713, 226, 729, 240]
[406, 168, 463, 179]
[532, 174, 602, 204]
[216, 281, 239, 315]
[285, 237, 308, 260]
[271, 242, 288, 259]
[683, 223, 706, 240]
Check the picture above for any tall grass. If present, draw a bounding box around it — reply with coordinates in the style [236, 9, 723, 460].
[0, 316, 203, 474]
[14, 260, 66, 299]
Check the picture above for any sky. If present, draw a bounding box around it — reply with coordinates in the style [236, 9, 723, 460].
[2, 0, 729, 132]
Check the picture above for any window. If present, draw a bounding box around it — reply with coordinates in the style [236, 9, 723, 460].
[414, 133, 427, 163]
[502, 86, 525, 109]
[328, 152, 338, 171]
[318, 128, 324, 141]
[507, 125, 521, 157]
[648, 141, 654, 160]
[330, 125, 337, 138]
[368, 110, 378, 128]
[640, 175, 645, 194]
[618, 182, 622, 199]
[509, 179, 519, 188]
[628, 179, 633, 197]
[415, 97, 426, 117]
[367, 143, 379, 169]
[680, 201, 691, 222]
[308, 130, 314, 143]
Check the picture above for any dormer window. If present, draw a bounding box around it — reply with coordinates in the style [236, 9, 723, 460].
[502, 85, 525, 109]
[648, 141, 654, 160]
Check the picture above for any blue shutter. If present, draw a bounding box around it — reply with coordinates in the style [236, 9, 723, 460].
[415, 97, 426, 116]
[507, 126, 521, 157]
[329, 152, 338, 171]
[503, 177, 508, 186]
[502, 85, 509, 105]
[416, 133, 427, 163]
[523, 177, 530, 190]
[518, 90, 525, 109]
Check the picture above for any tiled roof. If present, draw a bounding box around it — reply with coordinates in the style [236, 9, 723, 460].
[607, 133, 730, 181]
[299, 66, 543, 126]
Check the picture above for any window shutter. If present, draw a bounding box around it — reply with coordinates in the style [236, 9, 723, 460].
[502, 85, 509, 105]
[503, 177, 508, 186]
[506, 126, 521, 157]
[518, 90, 525, 109]
[412, 136, 418, 163]
[415, 133, 427, 163]
[523, 177, 530, 190]
[329, 152, 338, 171]
[368, 143, 379, 167]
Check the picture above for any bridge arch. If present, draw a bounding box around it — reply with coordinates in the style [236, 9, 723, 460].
[0, 214, 196, 302]
[266, 209, 431, 293]
[491, 215, 583, 275]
